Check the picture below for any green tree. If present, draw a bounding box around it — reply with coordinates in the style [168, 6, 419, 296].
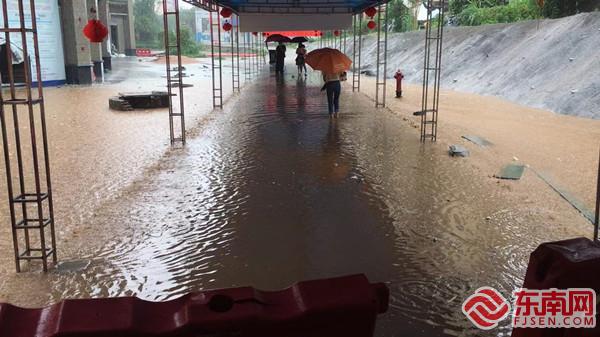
[166, 27, 202, 57]
[388, 0, 416, 32]
[134, 0, 162, 48]
[456, 0, 538, 25]
[449, 0, 471, 15]
[542, 0, 600, 18]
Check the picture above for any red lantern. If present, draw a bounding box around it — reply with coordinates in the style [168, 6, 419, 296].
[367, 20, 376, 30]
[252, 32, 258, 36]
[222, 22, 232, 32]
[262, 32, 267, 36]
[82, 19, 108, 43]
[364, 7, 377, 18]
[334, 30, 340, 36]
[220, 7, 233, 18]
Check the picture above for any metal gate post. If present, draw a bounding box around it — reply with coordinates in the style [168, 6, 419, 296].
[251, 33, 255, 77]
[162, 0, 186, 144]
[352, 14, 362, 92]
[258, 33, 262, 71]
[419, 0, 446, 142]
[1, 0, 58, 272]
[375, 3, 388, 108]
[594, 148, 600, 241]
[231, 14, 240, 92]
[243, 32, 250, 82]
[209, 6, 223, 108]
[256, 34, 259, 75]
[258, 32, 268, 68]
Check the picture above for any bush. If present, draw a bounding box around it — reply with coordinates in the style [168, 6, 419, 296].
[457, 0, 539, 25]
[164, 27, 203, 57]
[541, 0, 575, 18]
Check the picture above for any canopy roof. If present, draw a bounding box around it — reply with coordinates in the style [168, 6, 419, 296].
[264, 31, 322, 37]
[183, 0, 388, 14]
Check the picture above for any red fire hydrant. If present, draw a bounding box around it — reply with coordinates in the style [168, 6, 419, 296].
[393, 70, 404, 98]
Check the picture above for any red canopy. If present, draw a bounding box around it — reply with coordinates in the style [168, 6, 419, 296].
[263, 30, 321, 37]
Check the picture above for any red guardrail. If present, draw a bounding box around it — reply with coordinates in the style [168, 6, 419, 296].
[0, 274, 388, 337]
[136, 48, 153, 57]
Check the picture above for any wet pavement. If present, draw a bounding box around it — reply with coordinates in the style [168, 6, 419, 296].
[0, 62, 591, 336]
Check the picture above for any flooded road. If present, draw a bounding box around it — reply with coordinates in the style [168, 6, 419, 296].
[0, 62, 591, 336]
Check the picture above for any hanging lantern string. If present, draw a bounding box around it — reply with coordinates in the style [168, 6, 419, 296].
[364, 7, 377, 18]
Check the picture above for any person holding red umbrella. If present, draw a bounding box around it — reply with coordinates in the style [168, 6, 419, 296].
[322, 71, 343, 118]
[305, 48, 352, 118]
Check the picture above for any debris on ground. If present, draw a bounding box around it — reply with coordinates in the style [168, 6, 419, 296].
[169, 83, 194, 88]
[533, 170, 596, 224]
[449, 145, 469, 157]
[495, 164, 526, 180]
[109, 91, 171, 111]
[462, 135, 493, 147]
[56, 259, 91, 273]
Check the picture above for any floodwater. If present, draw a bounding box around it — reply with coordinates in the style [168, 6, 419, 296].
[0, 60, 591, 336]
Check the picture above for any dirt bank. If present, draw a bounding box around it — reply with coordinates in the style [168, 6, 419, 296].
[349, 13, 600, 119]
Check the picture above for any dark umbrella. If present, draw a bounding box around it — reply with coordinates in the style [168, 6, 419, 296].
[291, 36, 308, 43]
[265, 34, 292, 43]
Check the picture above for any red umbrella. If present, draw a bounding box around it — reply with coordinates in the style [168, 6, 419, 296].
[305, 48, 352, 74]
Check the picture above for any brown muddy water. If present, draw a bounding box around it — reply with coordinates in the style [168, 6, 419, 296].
[0, 60, 591, 337]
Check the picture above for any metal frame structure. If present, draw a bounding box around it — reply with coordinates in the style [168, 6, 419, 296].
[251, 33, 256, 77]
[243, 32, 251, 82]
[594, 149, 600, 242]
[1, 0, 57, 272]
[231, 14, 241, 93]
[352, 14, 362, 92]
[419, 0, 446, 142]
[209, 7, 224, 109]
[374, 3, 388, 108]
[261, 35, 267, 65]
[162, 0, 186, 144]
[254, 32, 262, 76]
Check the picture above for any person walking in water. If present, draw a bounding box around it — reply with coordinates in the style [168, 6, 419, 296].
[275, 42, 286, 75]
[295, 43, 307, 76]
[322, 71, 343, 118]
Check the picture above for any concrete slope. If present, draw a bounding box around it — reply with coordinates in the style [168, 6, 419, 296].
[351, 13, 600, 119]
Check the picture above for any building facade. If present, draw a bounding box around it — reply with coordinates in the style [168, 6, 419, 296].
[0, 0, 136, 85]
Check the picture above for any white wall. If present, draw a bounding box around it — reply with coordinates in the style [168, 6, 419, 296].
[0, 0, 66, 84]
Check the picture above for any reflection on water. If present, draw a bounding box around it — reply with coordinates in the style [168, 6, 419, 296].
[0, 64, 590, 336]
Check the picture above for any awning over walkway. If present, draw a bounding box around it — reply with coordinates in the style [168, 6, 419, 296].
[183, 0, 389, 31]
[185, 0, 388, 14]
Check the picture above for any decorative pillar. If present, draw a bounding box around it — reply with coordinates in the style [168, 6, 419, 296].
[59, 0, 93, 84]
[97, 0, 111, 71]
[87, 0, 103, 81]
